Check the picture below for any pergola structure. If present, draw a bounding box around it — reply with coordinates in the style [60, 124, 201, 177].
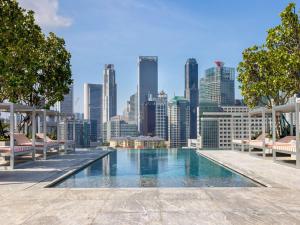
[0, 103, 75, 169]
[271, 98, 300, 168]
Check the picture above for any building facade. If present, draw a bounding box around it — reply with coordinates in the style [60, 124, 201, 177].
[123, 93, 137, 123]
[168, 96, 190, 148]
[184, 58, 198, 139]
[199, 61, 235, 106]
[103, 64, 117, 123]
[75, 120, 91, 148]
[137, 56, 158, 133]
[142, 99, 156, 137]
[103, 116, 138, 142]
[155, 91, 168, 140]
[199, 106, 263, 149]
[83, 83, 102, 142]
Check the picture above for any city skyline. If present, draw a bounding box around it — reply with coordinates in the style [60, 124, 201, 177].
[17, 0, 299, 114]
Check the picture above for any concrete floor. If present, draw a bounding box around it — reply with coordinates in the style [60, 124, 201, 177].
[0, 150, 300, 225]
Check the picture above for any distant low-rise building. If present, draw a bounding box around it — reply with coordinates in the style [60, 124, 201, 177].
[109, 136, 165, 149]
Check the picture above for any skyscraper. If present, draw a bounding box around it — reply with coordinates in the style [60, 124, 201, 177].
[184, 58, 198, 139]
[155, 90, 168, 140]
[142, 97, 156, 137]
[168, 96, 190, 148]
[199, 61, 235, 106]
[103, 64, 117, 123]
[123, 93, 137, 123]
[54, 85, 74, 114]
[84, 83, 103, 142]
[137, 56, 158, 133]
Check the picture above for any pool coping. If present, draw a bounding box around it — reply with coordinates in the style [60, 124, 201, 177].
[197, 151, 272, 188]
[49, 149, 267, 189]
[45, 150, 113, 188]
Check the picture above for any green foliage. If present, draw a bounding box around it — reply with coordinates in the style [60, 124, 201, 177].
[238, 3, 300, 108]
[0, 0, 72, 107]
[0, 120, 9, 140]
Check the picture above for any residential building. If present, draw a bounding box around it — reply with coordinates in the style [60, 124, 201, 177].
[137, 56, 158, 132]
[103, 64, 117, 123]
[199, 61, 235, 106]
[142, 97, 156, 136]
[155, 90, 168, 140]
[83, 83, 102, 142]
[168, 96, 190, 148]
[103, 116, 138, 142]
[184, 58, 198, 139]
[199, 106, 263, 149]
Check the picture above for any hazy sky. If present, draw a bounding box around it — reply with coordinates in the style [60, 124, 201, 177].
[19, 0, 299, 114]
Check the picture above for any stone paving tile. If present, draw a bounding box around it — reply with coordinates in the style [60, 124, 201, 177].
[224, 210, 300, 225]
[160, 211, 231, 225]
[91, 212, 162, 225]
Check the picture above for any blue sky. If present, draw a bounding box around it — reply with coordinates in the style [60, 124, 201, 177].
[19, 0, 300, 114]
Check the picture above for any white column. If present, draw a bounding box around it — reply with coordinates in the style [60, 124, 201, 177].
[248, 112, 251, 153]
[295, 99, 300, 169]
[241, 114, 244, 152]
[57, 114, 60, 152]
[272, 105, 276, 160]
[64, 117, 67, 152]
[9, 104, 15, 169]
[262, 109, 266, 157]
[43, 110, 47, 160]
[32, 109, 36, 160]
[231, 115, 234, 151]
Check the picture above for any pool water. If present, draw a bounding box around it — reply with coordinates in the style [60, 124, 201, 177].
[54, 149, 259, 188]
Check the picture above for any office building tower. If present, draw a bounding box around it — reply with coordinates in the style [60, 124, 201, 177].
[142, 96, 156, 136]
[123, 93, 137, 123]
[75, 120, 91, 148]
[103, 116, 138, 142]
[168, 96, 190, 148]
[53, 85, 74, 114]
[199, 61, 235, 106]
[84, 83, 102, 142]
[155, 90, 168, 140]
[137, 56, 158, 132]
[184, 58, 198, 139]
[103, 64, 117, 123]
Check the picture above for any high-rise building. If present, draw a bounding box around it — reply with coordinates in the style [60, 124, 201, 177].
[142, 97, 156, 137]
[84, 83, 103, 142]
[137, 56, 158, 132]
[155, 90, 168, 140]
[184, 58, 199, 139]
[53, 85, 74, 114]
[103, 116, 138, 142]
[168, 96, 190, 148]
[199, 61, 235, 106]
[123, 93, 137, 123]
[103, 64, 117, 123]
[75, 119, 91, 148]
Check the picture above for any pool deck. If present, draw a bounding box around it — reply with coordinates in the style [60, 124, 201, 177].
[0, 150, 300, 225]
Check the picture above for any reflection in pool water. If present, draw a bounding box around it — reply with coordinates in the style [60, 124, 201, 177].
[55, 149, 258, 188]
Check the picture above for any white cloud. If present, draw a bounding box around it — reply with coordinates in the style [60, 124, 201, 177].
[18, 0, 72, 28]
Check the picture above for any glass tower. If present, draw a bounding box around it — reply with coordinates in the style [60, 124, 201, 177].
[184, 58, 198, 139]
[84, 83, 103, 142]
[199, 61, 235, 106]
[103, 64, 117, 124]
[137, 56, 158, 133]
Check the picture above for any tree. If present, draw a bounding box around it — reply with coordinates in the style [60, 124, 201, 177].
[238, 3, 300, 109]
[0, 0, 73, 107]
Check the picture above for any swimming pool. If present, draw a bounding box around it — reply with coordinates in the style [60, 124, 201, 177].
[54, 149, 259, 188]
